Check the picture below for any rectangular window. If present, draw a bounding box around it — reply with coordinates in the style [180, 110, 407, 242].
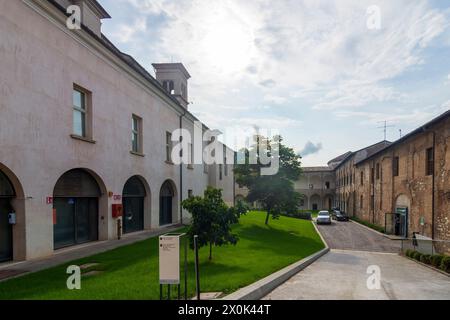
[166, 132, 172, 162]
[376, 163, 380, 180]
[426, 148, 434, 176]
[219, 164, 223, 181]
[131, 115, 142, 153]
[188, 190, 193, 198]
[360, 195, 363, 209]
[360, 171, 364, 185]
[371, 195, 374, 210]
[73, 88, 87, 137]
[223, 145, 228, 176]
[325, 182, 330, 189]
[187, 143, 194, 169]
[393, 157, 399, 177]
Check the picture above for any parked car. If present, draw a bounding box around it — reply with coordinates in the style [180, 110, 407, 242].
[316, 211, 332, 225]
[335, 211, 349, 221]
[331, 210, 339, 219]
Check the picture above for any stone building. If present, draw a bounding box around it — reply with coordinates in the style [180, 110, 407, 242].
[0, 0, 234, 262]
[295, 167, 335, 211]
[355, 111, 450, 247]
[334, 141, 392, 215]
[236, 110, 450, 253]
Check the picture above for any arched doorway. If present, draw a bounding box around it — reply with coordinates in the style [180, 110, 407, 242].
[160, 181, 175, 226]
[53, 169, 101, 249]
[0, 170, 15, 262]
[324, 194, 334, 211]
[310, 194, 321, 211]
[395, 194, 410, 237]
[122, 176, 147, 234]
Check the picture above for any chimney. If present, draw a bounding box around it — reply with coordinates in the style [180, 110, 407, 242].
[57, 0, 111, 37]
[152, 63, 191, 109]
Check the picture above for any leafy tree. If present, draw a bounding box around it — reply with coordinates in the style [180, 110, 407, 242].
[234, 135, 302, 225]
[182, 187, 246, 260]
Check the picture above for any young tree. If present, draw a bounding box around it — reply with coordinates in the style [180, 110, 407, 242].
[234, 135, 303, 225]
[182, 187, 246, 260]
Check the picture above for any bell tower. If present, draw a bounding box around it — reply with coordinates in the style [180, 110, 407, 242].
[152, 63, 191, 109]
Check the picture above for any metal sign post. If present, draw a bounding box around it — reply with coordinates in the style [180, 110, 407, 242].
[159, 233, 187, 300]
[194, 235, 201, 300]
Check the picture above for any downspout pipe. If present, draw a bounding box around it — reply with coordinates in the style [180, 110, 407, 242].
[431, 131, 436, 239]
[179, 109, 187, 225]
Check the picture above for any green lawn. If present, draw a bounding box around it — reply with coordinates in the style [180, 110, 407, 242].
[0, 211, 324, 300]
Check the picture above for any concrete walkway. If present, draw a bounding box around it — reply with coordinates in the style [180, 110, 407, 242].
[264, 249, 450, 300]
[263, 220, 450, 300]
[0, 225, 182, 282]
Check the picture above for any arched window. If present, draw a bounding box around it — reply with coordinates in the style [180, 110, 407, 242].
[123, 176, 147, 234]
[163, 80, 175, 94]
[53, 169, 101, 249]
[0, 170, 15, 197]
[160, 181, 175, 226]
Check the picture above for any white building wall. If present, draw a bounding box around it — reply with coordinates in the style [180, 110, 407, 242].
[0, 0, 234, 261]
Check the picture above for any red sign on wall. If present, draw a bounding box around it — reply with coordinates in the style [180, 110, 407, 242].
[113, 195, 122, 201]
[46, 197, 53, 205]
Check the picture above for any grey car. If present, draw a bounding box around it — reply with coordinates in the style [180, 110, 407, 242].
[316, 211, 332, 225]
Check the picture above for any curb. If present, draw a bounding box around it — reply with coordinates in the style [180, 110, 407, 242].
[349, 219, 387, 238]
[312, 221, 329, 248]
[223, 222, 330, 300]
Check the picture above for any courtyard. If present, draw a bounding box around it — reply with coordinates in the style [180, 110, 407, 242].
[0, 212, 324, 300]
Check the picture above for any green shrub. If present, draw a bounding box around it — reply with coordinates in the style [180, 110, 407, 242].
[439, 256, 450, 273]
[405, 249, 414, 258]
[420, 254, 432, 265]
[431, 255, 444, 268]
[413, 251, 423, 261]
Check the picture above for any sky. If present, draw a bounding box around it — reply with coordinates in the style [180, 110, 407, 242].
[99, 0, 450, 166]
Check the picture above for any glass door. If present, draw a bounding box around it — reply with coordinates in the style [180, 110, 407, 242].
[54, 198, 98, 249]
[123, 197, 144, 234]
[53, 198, 76, 249]
[0, 199, 13, 262]
[160, 196, 173, 226]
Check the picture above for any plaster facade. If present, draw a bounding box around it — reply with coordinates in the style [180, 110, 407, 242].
[0, 0, 234, 261]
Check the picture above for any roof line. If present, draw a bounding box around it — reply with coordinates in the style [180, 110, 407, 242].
[355, 110, 450, 165]
[47, 0, 202, 124]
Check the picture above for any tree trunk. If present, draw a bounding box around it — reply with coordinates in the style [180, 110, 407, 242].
[209, 242, 213, 261]
[265, 210, 270, 225]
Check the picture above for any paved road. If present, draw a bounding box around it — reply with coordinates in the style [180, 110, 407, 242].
[263, 221, 450, 300]
[316, 220, 401, 252]
[264, 250, 450, 300]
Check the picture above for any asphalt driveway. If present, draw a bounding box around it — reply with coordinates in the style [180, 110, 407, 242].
[264, 250, 450, 300]
[316, 220, 401, 252]
[263, 220, 450, 300]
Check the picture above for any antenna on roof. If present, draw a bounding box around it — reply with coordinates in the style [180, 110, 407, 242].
[377, 120, 395, 141]
[399, 129, 402, 139]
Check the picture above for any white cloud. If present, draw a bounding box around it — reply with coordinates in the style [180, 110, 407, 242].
[112, 17, 147, 43]
[333, 107, 444, 126]
[263, 94, 287, 105]
[105, 0, 450, 150]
